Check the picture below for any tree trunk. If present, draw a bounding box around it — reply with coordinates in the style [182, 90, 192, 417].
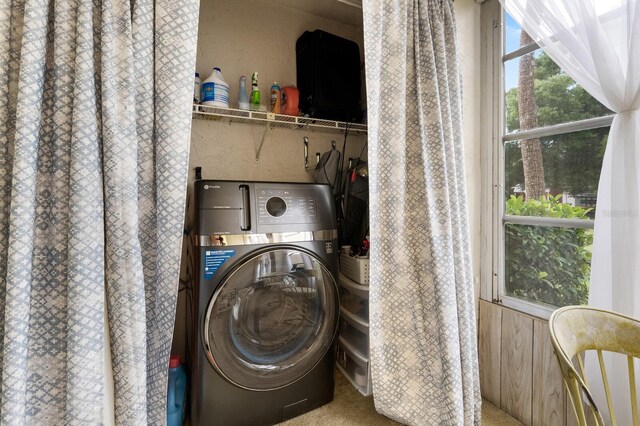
[518, 31, 546, 200]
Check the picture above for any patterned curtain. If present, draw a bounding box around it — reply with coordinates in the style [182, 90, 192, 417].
[362, 0, 481, 424]
[0, 0, 197, 423]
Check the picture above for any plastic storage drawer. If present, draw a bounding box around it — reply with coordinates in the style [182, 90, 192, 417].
[336, 336, 372, 396]
[338, 317, 368, 355]
[339, 286, 368, 325]
[338, 272, 369, 299]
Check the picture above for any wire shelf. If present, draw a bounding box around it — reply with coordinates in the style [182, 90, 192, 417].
[192, 104, 367, 135]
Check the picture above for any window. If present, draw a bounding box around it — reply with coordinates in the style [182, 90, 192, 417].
[480, 0, 614, 318]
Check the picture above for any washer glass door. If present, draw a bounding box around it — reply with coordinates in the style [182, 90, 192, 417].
[204, 248, 338, 390]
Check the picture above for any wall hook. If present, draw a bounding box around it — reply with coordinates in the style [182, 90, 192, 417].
[303, 136, 310, 169]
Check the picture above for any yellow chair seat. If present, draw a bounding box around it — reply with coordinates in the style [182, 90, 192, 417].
[549, 306, 640, 426]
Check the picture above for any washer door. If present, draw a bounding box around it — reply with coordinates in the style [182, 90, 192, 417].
[203, 248, 338, 391]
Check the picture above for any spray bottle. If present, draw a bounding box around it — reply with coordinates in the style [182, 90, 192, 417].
[250, 72, 261, 111]
[238, 76, 250, 110]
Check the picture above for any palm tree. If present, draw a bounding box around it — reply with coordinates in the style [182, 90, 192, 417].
[518, 31, 546, 200]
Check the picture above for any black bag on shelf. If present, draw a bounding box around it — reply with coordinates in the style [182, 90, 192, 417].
[296, 30, 361, 122]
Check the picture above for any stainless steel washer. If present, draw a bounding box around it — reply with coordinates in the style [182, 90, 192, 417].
[191, 180, 339, 426]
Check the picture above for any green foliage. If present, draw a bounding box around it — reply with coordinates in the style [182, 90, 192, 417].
[534, 53, 561, 80]
[504, 51, 611, 196]
[505, 195, 592, 307]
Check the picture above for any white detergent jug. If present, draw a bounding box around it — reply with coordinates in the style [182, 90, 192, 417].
[201, 67, 229, 108]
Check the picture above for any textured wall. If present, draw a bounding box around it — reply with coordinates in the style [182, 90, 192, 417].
[190, 122, 367, 183]
[190, 0, 368, 183]
[455, 0, 482, 305]
[196, 0, 364, 114]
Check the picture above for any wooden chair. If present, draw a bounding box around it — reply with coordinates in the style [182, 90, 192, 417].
[549, 306, 640, 426]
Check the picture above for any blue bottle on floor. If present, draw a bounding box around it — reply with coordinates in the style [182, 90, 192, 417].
[167, 355, 187, 426]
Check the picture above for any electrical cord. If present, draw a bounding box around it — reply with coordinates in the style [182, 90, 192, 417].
[358, 140, 368, 159]
[321, 149, 341, 191]
[339, 122, 349, 180]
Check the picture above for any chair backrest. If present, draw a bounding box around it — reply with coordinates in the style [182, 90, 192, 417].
[549, 306, 640, 426]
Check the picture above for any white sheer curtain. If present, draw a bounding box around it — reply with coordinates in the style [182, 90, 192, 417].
[499, 0, 640, 422]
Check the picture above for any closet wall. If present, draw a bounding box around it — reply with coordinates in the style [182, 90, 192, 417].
[173, 0, 483, 362]
[455, 0, 482, 302]
[190, 0, 368, 185]
[175, 0, 369, 359]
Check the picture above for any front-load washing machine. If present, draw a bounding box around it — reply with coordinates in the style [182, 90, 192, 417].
[191, 180, 339, 425]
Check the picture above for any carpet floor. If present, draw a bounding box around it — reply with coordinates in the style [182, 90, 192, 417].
[279, 370, 522, 426]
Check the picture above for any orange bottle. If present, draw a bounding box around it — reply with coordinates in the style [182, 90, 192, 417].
[270, 82, 281, 114]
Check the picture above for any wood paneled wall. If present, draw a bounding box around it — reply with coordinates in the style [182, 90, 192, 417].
[478, 300, 573, 426]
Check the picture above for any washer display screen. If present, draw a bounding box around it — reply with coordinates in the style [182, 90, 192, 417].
[266, 196, 286, 217]
[204, 248, 338, 390]
[256, 188, 318, 225]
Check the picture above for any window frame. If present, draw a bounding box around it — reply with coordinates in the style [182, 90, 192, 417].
[479, 0, 614, 319]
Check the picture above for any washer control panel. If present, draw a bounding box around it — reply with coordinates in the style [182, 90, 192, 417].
[256, 187, 318, 225]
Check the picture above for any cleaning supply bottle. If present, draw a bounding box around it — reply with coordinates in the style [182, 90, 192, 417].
[238, 76, 250, 110]
[250, 72, 261, 111]
[167, 355, 187, 426]
[194, 72, 201, 104]
[360, 235, 370, 257]
[270, 82, 281, 114]
[201, 67, 229, 108]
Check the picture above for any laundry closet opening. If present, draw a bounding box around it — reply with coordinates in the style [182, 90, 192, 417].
[172, 1, 370, 424]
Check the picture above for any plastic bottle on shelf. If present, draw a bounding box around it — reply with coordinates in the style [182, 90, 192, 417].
[250, 72, 261, 111]
[200, 67, 229, 108]
[270, 82, 281, 114]
[194, 72, 201, 104]
[167, 355, 187, 426]
[238, 76, 250, 110]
